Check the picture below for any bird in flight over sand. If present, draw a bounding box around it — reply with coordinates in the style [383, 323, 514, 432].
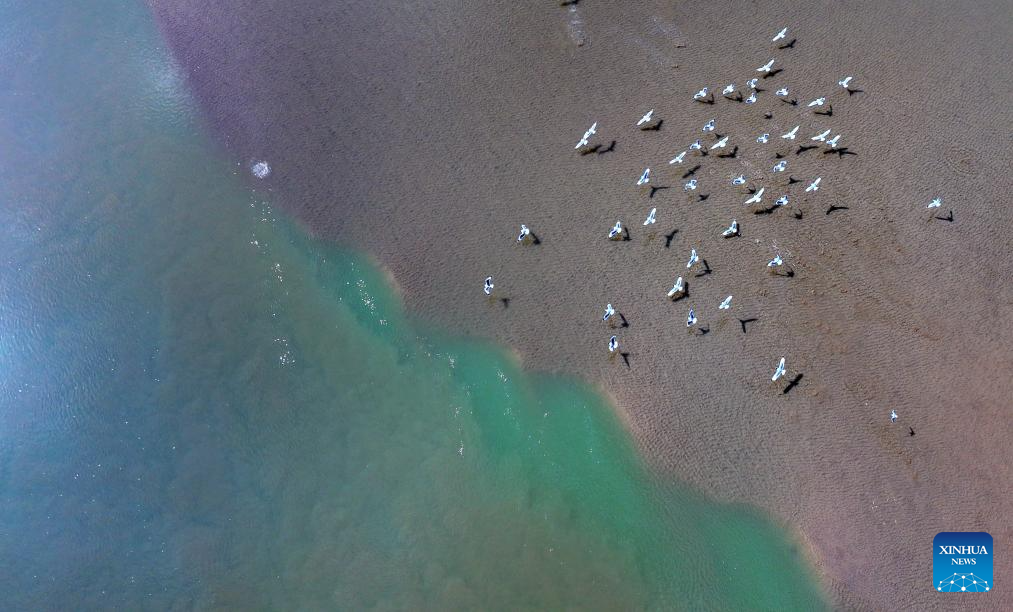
[772, 160, 787, 172]
[719, 295, 733, 310]
[669, 151, 687, 164]
[806, 177, 822, 192]
[608, 220, 623, 239]
[722, 219, 739, 237]
[757, 133, 770, 143]
[689, 139, 703, 151]
[772, 27, 788, 42]
[694, 87, 710, 100]
[722, 84, 736, 95]
[644, 207, 657, 226]
[732, 174, 746, 185]
[747, 78, 759, 89]
[517, 224, 531, 242]
[637, 110, 654, 126]
[927, 197, 942, 208]
[703, 119, 716, 132]
[839, 76, 853, 89]
[608, 336, 619, 353]
[667, 276, 685, 298]
[768, 254, 783, 267]
[686, 309, 697, 327]
[637, 168, 650, 186]
[811, 129, 831, 142]
[807, 97, 826, 107]
[710, 136, 729, 150]
[782, 125, 799, 139]
[686, 248, 700, 268]
[684, 178, 698, 191]
[484, 276, 494, 295]
[776, 87, 789, 96]
[757, 59, 776, 73]
[890, 409, 898, 422]
[775, 195, 789, 206]
[745, 187, 765, 205]
[825, 134, 841, 148]
[745, 92, 757, 104]
[575, 122, 597, 149]
[603, 303, 615, 322]
[771, 357, 786, 381]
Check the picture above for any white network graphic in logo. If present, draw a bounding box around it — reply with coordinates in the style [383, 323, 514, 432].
[937, 573, 990, 592]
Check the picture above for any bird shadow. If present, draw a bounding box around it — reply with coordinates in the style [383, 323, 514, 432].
[694, 260, 712, 277]
[695, 326, 711, 335]
[717, 146, 739, 158]
[774, 152, 785, 159]
[764, 111, 774, 119]
[934, 210, 954, 222]
[560, 0, 581, 5]
[724, 93, 744, 103]
[908, 427, 916, 437]
[796, 144, 818, 155]
[825, 147, 857, 158]
[649, 185, 670, 198]
[826, 204, 849, 215]
[696, 98, 715, 105]
[847, 88, 863, 96]
[781, 98, 798, 106]
[642, 120, 664, 131]
[738, 317, 758, 333]
[778, 38, 796, 49]
[622, 227, 632, 241]
[773, 268, 795, 278]
[793, 209, 804, 219]
[664, 228, 678, 248]
[787, 176, 800, 185]
[682, 164, 701, 179]
[762, 68, 784, 79]
[500, 297, 511, 308]
[697, 193, 710, 202]
[618, 313, 630, 328]
[782, 373, 803, 394]
[596, 140, 617, 155]
[814, 106, 833, 116]
[620, 352, 631, 368]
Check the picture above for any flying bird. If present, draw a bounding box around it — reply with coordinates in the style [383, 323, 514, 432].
[771, 357, 786, 382]
[732, 175, 746, 185]
[608, 336, 619, 353]
[694, 87, 710, 100]
[719, 295, 733, 310]
[768, 254, 783, 267]
[689, 139, 703, 151]
[644, 207, 657, 225]
[722, 84, 736, 95]
[669, 151, 687, 164]
[772, 27, 788, 42]
[757, 58, 776, 73]
[811, 129, 831, 142]
[747, 78, 759, 89]
[686, 248, 700, 269]
[782, 125, 800, 139]
[684, 179, 698, 191]
[484, 276, 494, 295]
[927, 197, 942, 209]
[825, 134, 841, 148]
[517, 224, 531, 242]
[637, 168, 651, 186]
[603, 303, 615, 322]
[686, 309, 697, 327]
[806, 177, 822, 192]
[807, 97, 826, 107]
[637, 109, 655, 126]
[744, 92, 757, 104]
[775, 195, 789, 206]
[890, 410, 898, 423]
[839, 76, 853, 89]
[722, 219, 739, 237]
[775, 87, 789, 96]
[703, 118, 716, 132]
[608, 220, 623, 239]
[772, 160, 787, 172]
[745, 187, 765, 205]
[757, 133, 770, 143]
[710, 136, 729, 150]
[667, 276, 685, 298]
[575, 122, 597, 150]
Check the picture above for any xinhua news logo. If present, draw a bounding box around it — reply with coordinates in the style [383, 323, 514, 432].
[934, 532, 992, 593]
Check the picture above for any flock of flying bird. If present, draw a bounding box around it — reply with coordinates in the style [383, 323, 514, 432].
[482, 26, 942, 411]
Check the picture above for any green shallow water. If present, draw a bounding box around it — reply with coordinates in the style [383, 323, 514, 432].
[0, 0, 827, 609]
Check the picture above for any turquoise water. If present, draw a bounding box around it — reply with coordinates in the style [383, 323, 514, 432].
[0, 1, 827, 609]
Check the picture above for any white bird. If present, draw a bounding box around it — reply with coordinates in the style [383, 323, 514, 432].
[927, 197, 942, 209]
[710, 136, 729, 150]
[603, 303, 615, 321]
[811, 129, 831, 142]
[757, 133, 770, 143]
[732, 174, 746, 185]
[694, 87, 710, 100]
[609, 335, 619, 353]
[781, 125, 799, 139]
[719, 295, 733, 310]
[772, 160, 787, 172]
[775, 87, 789, 96]
[669, 151, 687, 164]
[768, 254, 783, 267]
[575, 122, 597, 149]
[667, 276, 685, 298]
[689, 139, 703, 151]
[772, 27, 788, 42]
[686, 248, 699, 269]
[771, 357, 786, 382]
[825, 134, 841, 148]
[608, 220, 623, 239]
[637, 168, 651, 186]
[757, 58, 776, 73]
[517, 224, 531, 241]
[722, 83, 736, 95]
[807, 97, 826, 107]
[744, 187, 765, 205]
[637, 109, 655, 126]
[722, 219, 739, 237]
[484, 276, 494, 295]
[686, 309, 697, 327]
[684, 179, 698, 191]
[775, 195, 788, 206]
[890, 409, 898, 423]
[806, 177, 822, 192]
[703, 118, 716, 132]
[745, 92, 757, 104]
[644, 207, 657, 226]
[839, 76, 853, 89]
[747, 78, 759, 89]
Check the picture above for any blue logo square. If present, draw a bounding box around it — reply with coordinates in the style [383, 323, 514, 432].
[934, 532, 992, 592]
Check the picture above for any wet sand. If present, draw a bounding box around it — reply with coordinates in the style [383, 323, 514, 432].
[149, 0, 1012, 608]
